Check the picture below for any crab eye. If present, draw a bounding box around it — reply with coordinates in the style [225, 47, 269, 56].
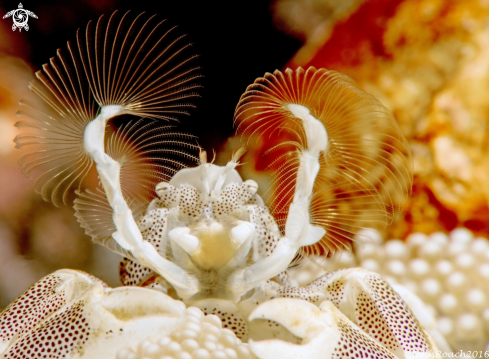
[234, 67, 412, 259]
[155, 182, 173, 196]
[244, 179, 258, 193]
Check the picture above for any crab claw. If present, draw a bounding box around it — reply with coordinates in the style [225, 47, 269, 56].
[249, 298, 325, 338]
[248, 299, 338, 359]
[248, 298, 400, 359]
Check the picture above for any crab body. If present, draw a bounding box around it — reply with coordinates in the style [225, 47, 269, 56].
[123, 162, 283, 302]
[1, 10, 443, 359]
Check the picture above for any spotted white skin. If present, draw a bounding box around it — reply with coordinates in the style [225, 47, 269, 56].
[0, 270, 187, 359]
[266, 268, 436, 358]
[0, 269, 438, 359]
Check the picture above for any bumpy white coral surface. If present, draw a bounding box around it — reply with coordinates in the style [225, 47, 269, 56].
[117, 307, 254, 359]
[294, 228, 489, 352]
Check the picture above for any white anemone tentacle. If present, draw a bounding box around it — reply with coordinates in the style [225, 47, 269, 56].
[83, 105, 199, 299]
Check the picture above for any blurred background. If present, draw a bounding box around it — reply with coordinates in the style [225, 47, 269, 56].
[2, 0, 489, 352]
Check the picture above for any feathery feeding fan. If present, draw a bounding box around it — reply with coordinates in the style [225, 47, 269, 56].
[234, 68, 412, 260]
[15, 10, 201, 206]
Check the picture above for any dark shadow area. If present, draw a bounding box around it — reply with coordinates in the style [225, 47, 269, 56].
[3, 0, 302, 153]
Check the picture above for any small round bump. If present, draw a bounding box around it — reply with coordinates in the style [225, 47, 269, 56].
[434, 260, 453, 278]
[429, 232, 449, 246]
[182, 339, 200, 352]
[180, 329, 200, 341]
[418, 241, 443, 262]
[465, 289, 486, 312]
[419, 277, 441, 302]
[454, 253, 475, 272]
[385, 259, 407, 278]
[224, 348, 238, 359]
[437, 317, 454, 339]
[204, 314, 223, 329]
[203, 340, 217, 352]
[359, 259, 380, 272]
[408, 258, 430, 279]
[185, 322, 202, 333]
[210, 350, 227, 359]
[450, 228, 473, 245]
[384, 240, 408, 260]
[177, 352, 193, 359]
[445, 272, 467, 294]
[438, 293, 460, 316]
[186, 307, 205, 320]
[235, 344, 252, 359]
[456, 313, 483, 342]
[192, 348, 211, 359]
[201, 333, 219, 343]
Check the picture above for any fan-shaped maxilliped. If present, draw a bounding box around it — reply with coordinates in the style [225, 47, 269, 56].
[74, 120, 199, 255]
[14, 10, 202, 207]
[235, 67, 413, 259]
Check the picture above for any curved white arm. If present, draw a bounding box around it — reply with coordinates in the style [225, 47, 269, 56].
[84, 106, 199, 299]
[229, 104, 328, 297]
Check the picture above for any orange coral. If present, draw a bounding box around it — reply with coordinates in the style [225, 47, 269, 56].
[283, 0, 489, 238]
